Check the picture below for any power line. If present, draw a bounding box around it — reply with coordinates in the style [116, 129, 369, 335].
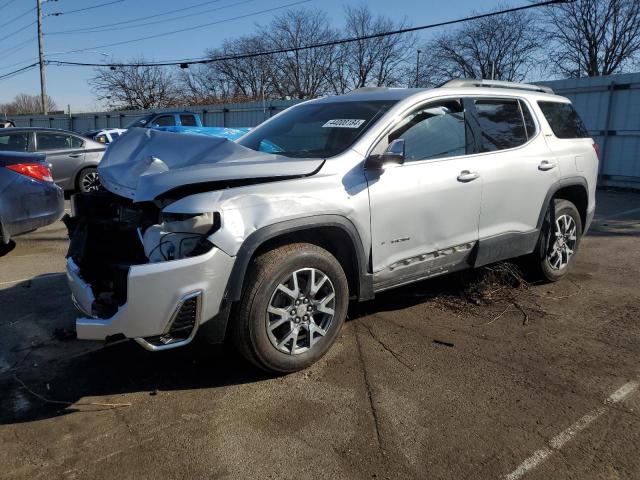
[0, 36, 36, 59]
[0, 6, 36, 29]
[0, 0, 17, 12]
[47, 0, 258, 35]
[46, 0, 226, 35]
[0, 63, 39, 82]
[51, 0, 311, 55]
[0, 58, 39, 73]
[50, 0, 573, 69]
[46, 0, 124, 17]
[0, 20, 37, 44]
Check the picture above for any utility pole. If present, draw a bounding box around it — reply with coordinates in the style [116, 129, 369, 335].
[415, 49, 421, 88]
[36, 0, 47, 115]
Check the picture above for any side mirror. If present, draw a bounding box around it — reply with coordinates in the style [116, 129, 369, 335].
[365, 138, 405, 171]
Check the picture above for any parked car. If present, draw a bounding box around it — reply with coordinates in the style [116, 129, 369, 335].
[0, 120, 16, 128]
[125, 111, 202, 129]
[83, 128, 127, 145]
[0, 128, 105, 193]
[0, 151, 64, 244]
[64, 80, 598, 373]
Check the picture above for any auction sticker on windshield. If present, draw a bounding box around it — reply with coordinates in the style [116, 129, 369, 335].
[322, 119, 366, 128]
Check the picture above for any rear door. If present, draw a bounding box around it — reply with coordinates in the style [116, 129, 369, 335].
[35, 131, 86, 189]
[469, 97, 560, 265]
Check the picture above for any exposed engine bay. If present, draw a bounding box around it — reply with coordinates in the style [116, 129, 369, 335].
[64, 191, 217, 319]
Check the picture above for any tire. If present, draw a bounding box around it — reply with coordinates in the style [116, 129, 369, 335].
[76, 167, 100, 193]
[528, 199, 583, 282]
[231, 242, 349, 373]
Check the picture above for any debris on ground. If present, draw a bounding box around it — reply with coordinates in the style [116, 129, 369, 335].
[430, 262, 563, 327]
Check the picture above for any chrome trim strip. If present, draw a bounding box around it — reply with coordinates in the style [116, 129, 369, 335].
[134, 290, 202, 352]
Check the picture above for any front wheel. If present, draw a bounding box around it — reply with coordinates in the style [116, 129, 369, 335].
[231, 243, 349, 373]
[529, 199, 583, 282]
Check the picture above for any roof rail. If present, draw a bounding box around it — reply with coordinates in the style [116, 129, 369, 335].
[441, 79, 554, 95]
[346, 87, 392, 94]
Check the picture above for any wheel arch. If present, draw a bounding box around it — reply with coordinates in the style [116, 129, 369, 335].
[536, 177, 589, 231]
[224, 215, 373, 304]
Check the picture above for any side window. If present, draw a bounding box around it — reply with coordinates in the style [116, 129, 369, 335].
[385, 100, 466, 162]
[180, 114, 197, 126]
[69, 136, 84, 148]
[537, 101, 589, 139]
[519, 100, 537, 139]
[474, 99, 527, 152]
[152, 115, 175, 127]
[0, 132, 29, 151]
[36, 132, 78, 151]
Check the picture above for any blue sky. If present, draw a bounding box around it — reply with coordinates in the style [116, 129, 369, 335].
[1, 0, 506, 111]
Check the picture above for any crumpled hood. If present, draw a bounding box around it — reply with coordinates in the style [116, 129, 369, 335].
[98, 127, 324, 202]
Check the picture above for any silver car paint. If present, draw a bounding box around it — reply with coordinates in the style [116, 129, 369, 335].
[70, 86, 598, 344]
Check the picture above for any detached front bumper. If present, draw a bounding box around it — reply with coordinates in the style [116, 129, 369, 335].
[66, 246, 235, 350]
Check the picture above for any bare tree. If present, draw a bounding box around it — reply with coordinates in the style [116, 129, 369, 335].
[329, 5, 415, 93]
[1, 93, 57, 115]
[179, 64, 236, 105]
[544, 0, 640, 77]
[420, 7, 542, 86]
[262, 8, 338, 99]
[205, 35, 276, 101]
[89, 58, 179, 110]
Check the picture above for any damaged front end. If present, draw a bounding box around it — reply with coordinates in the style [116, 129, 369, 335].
[64, 190, 232, 350]
[63, 128, 324, 351]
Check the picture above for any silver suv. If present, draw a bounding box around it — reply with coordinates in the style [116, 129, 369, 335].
[64, 80, 598, 372]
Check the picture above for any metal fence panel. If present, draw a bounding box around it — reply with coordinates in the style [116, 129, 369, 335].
[5, 99, 300, 133]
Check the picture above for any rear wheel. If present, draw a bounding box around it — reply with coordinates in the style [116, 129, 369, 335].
[529, 199, 582, 282]
[232, 243, 349, 373]
[77, 167, 100, 193]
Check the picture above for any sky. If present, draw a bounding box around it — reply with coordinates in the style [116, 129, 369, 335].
[0, 0, 509, 112]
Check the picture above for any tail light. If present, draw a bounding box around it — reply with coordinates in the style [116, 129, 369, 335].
[592, 142, 601, 160]
[6, 163, 53, 182]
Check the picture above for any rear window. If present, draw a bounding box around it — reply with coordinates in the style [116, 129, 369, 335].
[152, 115, 175, 127]
[180, 114, 197, 126]
[537, 101, 589, 139]
[0, 132, 29, 151]
[474, 98, 528, 152]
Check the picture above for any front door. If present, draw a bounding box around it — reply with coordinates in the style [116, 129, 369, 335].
[366, 98, 482, 291]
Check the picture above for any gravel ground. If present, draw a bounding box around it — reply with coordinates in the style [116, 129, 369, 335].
[0, 189, 639, 480]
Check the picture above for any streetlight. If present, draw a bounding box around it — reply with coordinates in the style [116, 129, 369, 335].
[415, 49, 422, 88]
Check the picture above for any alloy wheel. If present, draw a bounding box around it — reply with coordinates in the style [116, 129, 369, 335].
[547, 214, 577, 270]
[265, 268, 336, 355]
[81, 171, 100, 192]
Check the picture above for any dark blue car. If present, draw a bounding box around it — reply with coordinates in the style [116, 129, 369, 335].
[0, 151, 64, 244]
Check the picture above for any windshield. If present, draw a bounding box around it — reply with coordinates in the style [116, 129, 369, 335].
[125, 114, 155, 129]
[237, 100, 396, 158]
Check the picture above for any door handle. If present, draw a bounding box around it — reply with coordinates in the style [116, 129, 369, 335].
[538, 160, 556, 171]
[69, 153, 82, 158]
[457, 170, 480, 182]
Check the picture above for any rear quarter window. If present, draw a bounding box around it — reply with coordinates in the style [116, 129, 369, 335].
[537, 101, 589, 139]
